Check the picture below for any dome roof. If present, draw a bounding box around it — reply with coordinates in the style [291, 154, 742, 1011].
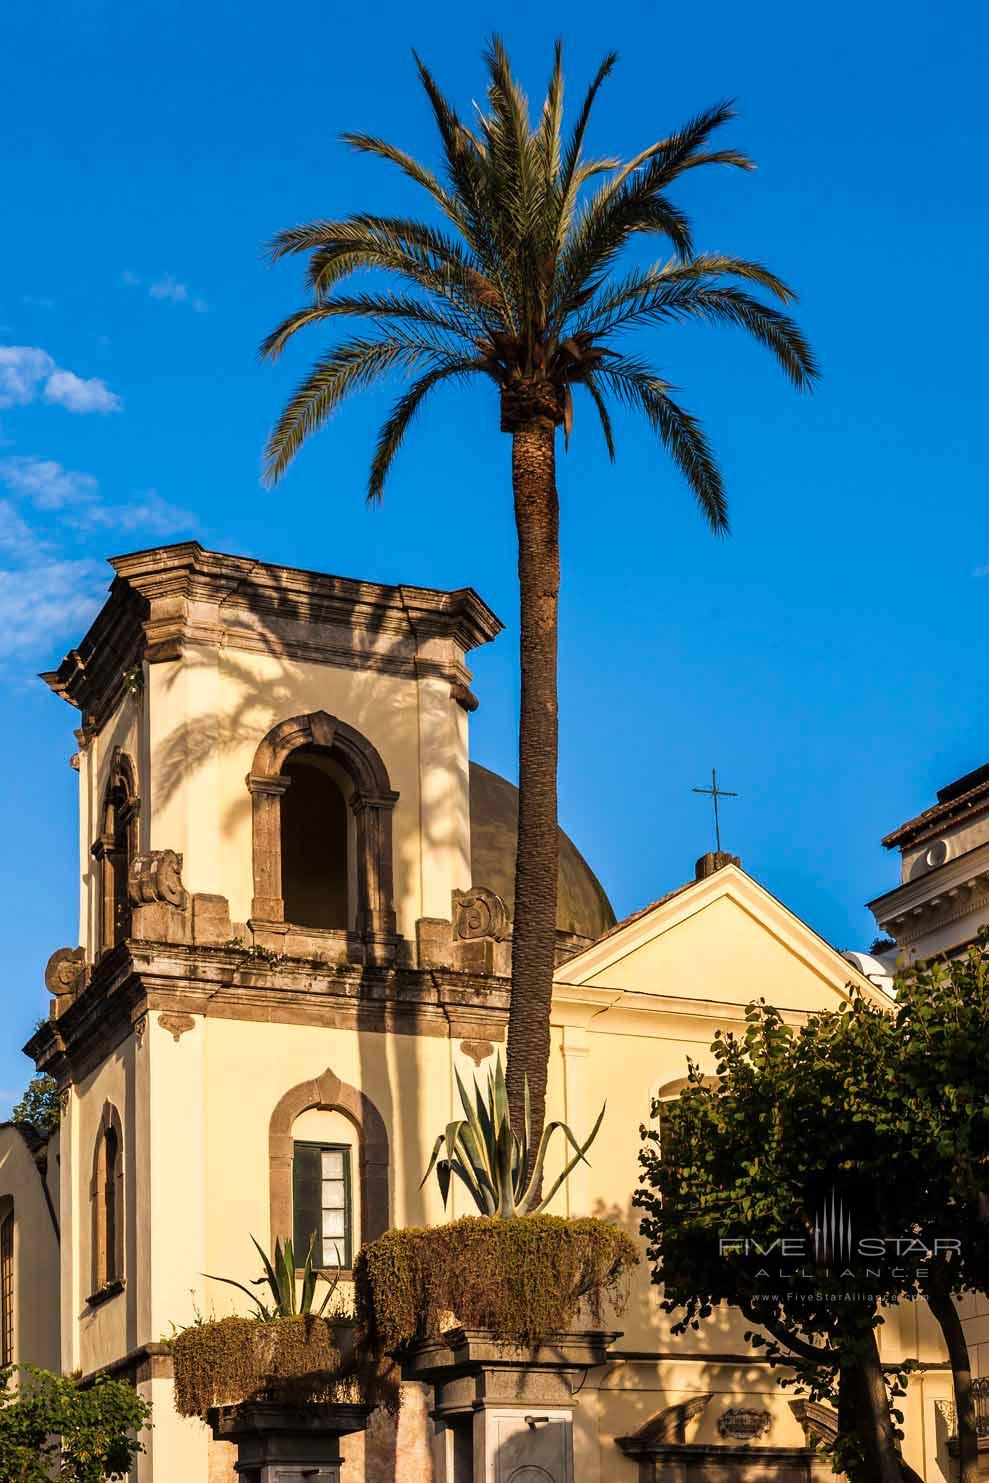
[468, 762, 615, 942]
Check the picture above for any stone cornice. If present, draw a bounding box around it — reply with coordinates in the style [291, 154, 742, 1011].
[41, 542, 503, 723]
[868, 840, 989, 941]
[24, 940, 511, 1086]
[40, 576, 145, 728]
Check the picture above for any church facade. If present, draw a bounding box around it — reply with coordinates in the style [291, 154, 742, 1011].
[0, 543, 956, 1481]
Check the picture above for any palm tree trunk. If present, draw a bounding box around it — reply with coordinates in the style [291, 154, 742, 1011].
[505, 412, 560, 1151]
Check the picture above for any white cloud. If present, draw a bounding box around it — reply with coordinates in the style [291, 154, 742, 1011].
[131, 272, 207, 313]
[100, 488, 198, 535]
[0, 456, 99, 512]
[0, 346, 54, 408]
[0, 345, 121, 414]
[43, 368, 121, 414]
[0, 559, 108, 655]
[0, 500, 48, 561]
[0, 456, 196, 538]
[150, 275, 188, 303]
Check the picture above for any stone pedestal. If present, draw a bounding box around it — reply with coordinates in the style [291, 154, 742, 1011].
[208, 1400, 369, 1483]
[401, 1326, 620, 1483]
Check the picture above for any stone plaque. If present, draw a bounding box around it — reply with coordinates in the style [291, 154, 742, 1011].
[717, 1407, 771, 1441]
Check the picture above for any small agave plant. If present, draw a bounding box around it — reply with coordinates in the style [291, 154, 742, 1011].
[205, 1233, 340, 1320]
[422, 1053, 605, 1217]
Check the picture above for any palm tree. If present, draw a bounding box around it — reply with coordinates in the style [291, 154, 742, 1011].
[261, 39, 818, 1153]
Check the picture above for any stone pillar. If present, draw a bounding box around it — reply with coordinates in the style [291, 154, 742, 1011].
[248, 774, 291, 921]
[351, 790, 399, 965]
[208, 1401, 369, 1483]
[402, 1327, 619, 1483]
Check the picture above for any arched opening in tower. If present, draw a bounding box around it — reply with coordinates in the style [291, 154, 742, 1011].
[279, 748, 350, 930]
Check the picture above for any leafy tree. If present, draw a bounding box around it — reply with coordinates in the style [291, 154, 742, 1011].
[882, 936, 989, 1483]
[10, 1075, 58, 1136]
[0, 1367, 149, 1482]
[260, 40, 817, 1146]
[637, 987, 985, 1483]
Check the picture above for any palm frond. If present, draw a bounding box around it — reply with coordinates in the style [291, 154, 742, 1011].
[259, 293, 478, 362]
[552, 101, 748, 323]
[602, 356, 727, 532]
[578, 254, 797, 332]
[582, 374, 616, 461]
[538, 39, 564, 193]
[413, 51, 513, 300]
[552, 193, 695, 325]
[368, 358, 485, 502]
[587, 281, 817, 388]
[340, 132, 473, 239]
[557, 50, 618, 206]
[263, 336, 448, 486]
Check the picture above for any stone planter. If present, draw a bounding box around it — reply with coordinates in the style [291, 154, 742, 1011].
[400, 1326, 621, 1483]
[208, 1399, 369, 1483]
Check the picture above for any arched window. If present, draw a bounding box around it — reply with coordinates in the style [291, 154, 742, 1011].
[291, 1108, 359, 1269]
[92, 750, 139, 955]
[248, 712, 398, 963]
[0, 1202, 12, 1365]
[90, 1103, 124, 1300]
[269, 1067, 389, 1275]
[280, 749, 353, 931]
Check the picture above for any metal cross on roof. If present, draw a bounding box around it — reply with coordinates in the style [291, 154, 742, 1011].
[692, 767, 739, 853]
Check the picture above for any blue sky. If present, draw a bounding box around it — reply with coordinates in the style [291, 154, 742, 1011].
[1, 0, 986, 1111]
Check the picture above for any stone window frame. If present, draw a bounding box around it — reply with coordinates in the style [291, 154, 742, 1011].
[89, 1101, 125, 1305]
[0, 1201, 12, 1366]
[247, 711, 399, 959]
[92, 749, 140, 956]
[269, 1068, 389, 1277]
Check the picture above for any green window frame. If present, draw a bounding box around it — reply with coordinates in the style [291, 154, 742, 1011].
[292, 1141, 353, 1270]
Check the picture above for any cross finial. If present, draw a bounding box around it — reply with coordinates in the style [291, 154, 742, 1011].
[692, 768, 739, 853]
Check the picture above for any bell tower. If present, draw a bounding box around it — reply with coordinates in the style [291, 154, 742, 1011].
[41, 542, 502, 967]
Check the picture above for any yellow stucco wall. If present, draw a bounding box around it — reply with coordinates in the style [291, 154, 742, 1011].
[0, 1127, 59, 1372]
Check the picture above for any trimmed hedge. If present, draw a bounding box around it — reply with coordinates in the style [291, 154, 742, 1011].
[355, 1214, 638, 1355]
[171, 1315, 396, 1419]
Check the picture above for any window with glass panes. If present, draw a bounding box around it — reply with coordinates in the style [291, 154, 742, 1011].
[292, 1142, 352, 1269]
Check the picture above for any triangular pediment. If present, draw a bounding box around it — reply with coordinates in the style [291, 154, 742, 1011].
[554, 864, 888, 1014]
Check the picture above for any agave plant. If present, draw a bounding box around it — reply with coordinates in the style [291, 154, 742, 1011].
[422, 1054, 605, 1217]
[204, 1233, 340, 1320]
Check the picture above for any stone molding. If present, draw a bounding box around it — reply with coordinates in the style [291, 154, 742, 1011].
[208, 1401, 369, 1475]
[249, 711, 399, 961]
[26, 941, 510, 1089]
[42, 543, 503, 729]
[158, 1012, 196, 1042]
[868, 839, 989, 941]
[268, 1067, 390, 1255]
[620, 1394, 713, 1447]
[401, 1327, 621, 1425]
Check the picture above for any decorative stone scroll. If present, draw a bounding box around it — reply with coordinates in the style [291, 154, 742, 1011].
[158, 1012, 196, 1043]
[128, 850, 186, 908]
[452, 887, 510, 942]
[718, 1408, 772, 1441]
[45, 946, 88, 999]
